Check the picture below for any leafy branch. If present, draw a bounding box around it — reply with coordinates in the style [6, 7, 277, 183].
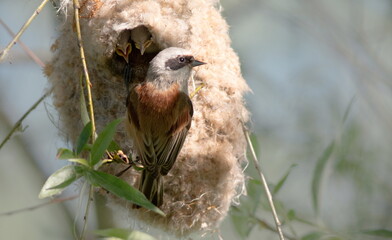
[39, 119, 164, 239]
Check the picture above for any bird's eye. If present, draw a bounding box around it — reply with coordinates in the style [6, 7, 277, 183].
[179, 57, 185, 63]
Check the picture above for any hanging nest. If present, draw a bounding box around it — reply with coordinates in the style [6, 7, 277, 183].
[46, 0, 250, 236]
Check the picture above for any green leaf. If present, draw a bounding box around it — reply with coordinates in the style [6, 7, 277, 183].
[57, 148, 76, 159]
[79, 77, 90, 126]
[273, 164, 297, 195]
[84, 143, 92, 151]
[86, 170, 165, 216]
[107, 140, 121, 152]
[362, 229, 392, 238]
[76, 122, 92, 154]
[230, 206, 254, 239]
[342, 96, 356, 125]
[287, 209, 296, 221]
[246, 179, 263, 213]
[127, 231, 156, 240]
[311, 141, 335, 214]
[95, 228, 156, 240]
[301, 232, 323, 240]
[39, 165, 84, 199]
[229, 179, 262, 239]
[68, 158, 89, 167]
[90, 119, 123, 167]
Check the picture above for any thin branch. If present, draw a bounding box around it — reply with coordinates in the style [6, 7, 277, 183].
[72, 0, 96, 140]
[254, 217, 297, 240]
[0, 91, 50, 151]
[0, 18, 45, 67]
[0, 0, 50, 62]
[0, 195, 77, 217]
[72, 0, 96, 239]
[80, 185, 94, 239]
[190, 83, 205, 99]
[242, 124, 285, 240]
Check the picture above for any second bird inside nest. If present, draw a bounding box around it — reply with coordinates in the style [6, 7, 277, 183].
[114, 25, 161, 89]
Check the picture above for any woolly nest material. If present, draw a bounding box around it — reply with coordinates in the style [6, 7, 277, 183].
[46, 0, 250, 236]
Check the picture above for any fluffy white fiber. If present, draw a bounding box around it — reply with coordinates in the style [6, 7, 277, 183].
[47, 0, 250, 236]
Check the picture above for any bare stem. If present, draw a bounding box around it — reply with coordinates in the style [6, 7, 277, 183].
[254, 217, 297, 240]
[72, 0, 96, 239]
[0, 0, 50, 62]
[80, 186, 94, 240]
[0, 91, 50, 151]
[0, 18, 45, 67]
[0, 196, 77, 217]
[190, 83, 205, 99]
[243, 124, 285, 240]
[72, 0, 96, 140]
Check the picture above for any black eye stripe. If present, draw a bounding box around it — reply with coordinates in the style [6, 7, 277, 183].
[165, 55, 193, 70]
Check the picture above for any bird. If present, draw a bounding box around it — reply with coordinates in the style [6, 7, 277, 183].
[130, 25, 160, 55]
[115, 26, 158, 64]
[125, 47, 206, 207]
[123, 26, 160, 89]
[115, 30, 132, 63]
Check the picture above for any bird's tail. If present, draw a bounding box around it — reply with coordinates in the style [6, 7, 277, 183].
[138, 170, 163, 207]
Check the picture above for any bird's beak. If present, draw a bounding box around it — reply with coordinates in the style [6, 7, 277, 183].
[140, 44, 145, 56]
[191, 59, 206, 67]
[140, 40, 152, 55]
[116, 43, 132, 63]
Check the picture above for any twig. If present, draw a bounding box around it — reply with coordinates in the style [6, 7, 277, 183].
[190, 83, 205, 99]
[72, 0, 96, 138]
[242, 124, 285, 240]
[254, 217, 297, 240]
[0, 195, 77, 217]
[0, 18, 45, 67]
[72, 0, 96, 239]
[0, 0, 50, 62]
[0, 91, 50, 151]
[80, 185, 94, 239]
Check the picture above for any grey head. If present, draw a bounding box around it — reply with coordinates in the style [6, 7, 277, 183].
[147, 47, 205, 93]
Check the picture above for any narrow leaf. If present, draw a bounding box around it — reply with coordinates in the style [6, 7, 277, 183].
[230, 207, 254, 238]
[95, 228, 156, 240]
[107, 140, 121, 152]
[47, 176, 78, 190]
[273, 164, 297, 195]
[86, 170, 165, 216]
[76, 122, 92, 154]
[68, 158, 89, 167]
[79, 77, 90, 126]
[39, 165, 84, 199]
[287, 209, 296, 220]
[342, 96, 356, 125]
[57, 148, 76, 159]
[90, 119, 123, 166]
[246, 178, 263, 213]
[362, 229, 392, 238]
[311, 141, 335, 214]
[127, 231, 157, 240]
[95, 228, 129, 239]
[301, 232, 323, 240]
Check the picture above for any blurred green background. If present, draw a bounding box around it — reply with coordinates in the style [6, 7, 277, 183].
[1, 0, 392, 239]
